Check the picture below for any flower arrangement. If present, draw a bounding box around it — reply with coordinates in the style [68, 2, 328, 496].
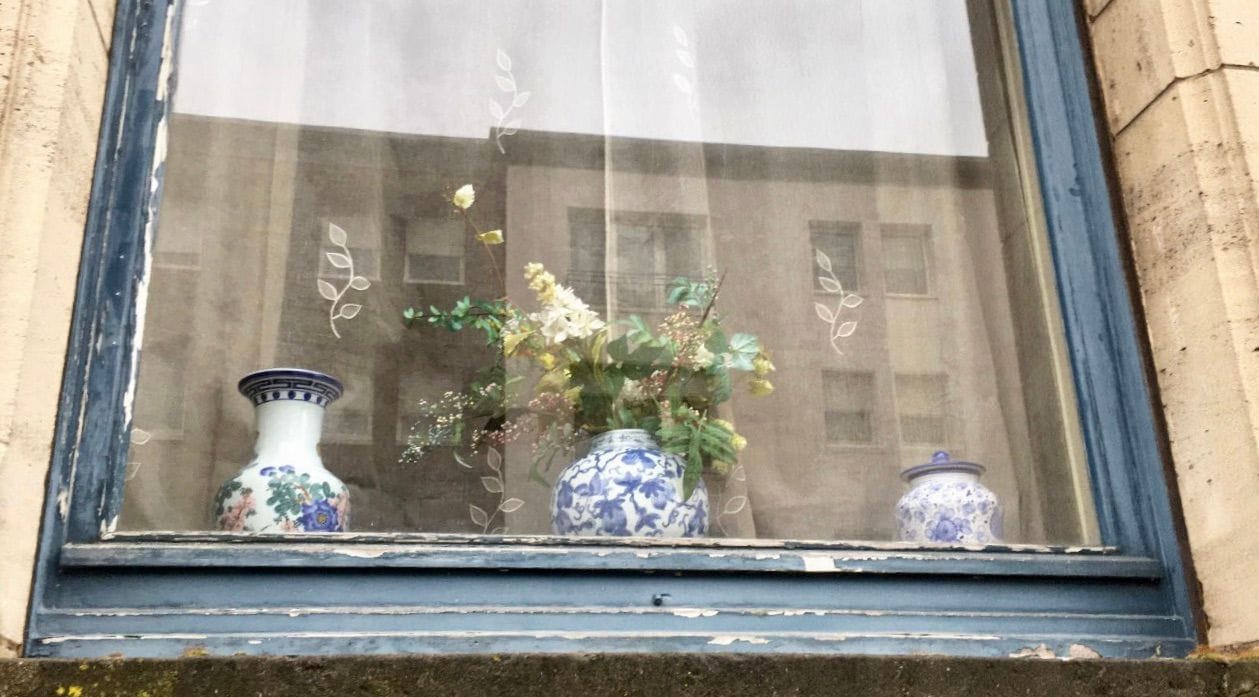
[403, 185, 774, 497]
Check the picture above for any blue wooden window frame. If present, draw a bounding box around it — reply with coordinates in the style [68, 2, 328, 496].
[25, 0, 1199, 658]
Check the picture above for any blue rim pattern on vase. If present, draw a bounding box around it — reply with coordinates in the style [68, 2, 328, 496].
[238, 367, 343, 407]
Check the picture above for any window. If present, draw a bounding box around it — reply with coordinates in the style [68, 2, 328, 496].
[810, 222, 861, 293]
[319, 221, 382, 282]
[29, 0, 1196, 659]
[405, 217, 466, 285]
[568, 209, 707, 322]
[894, 374, 948, 446]
[823, 371, 875, 445]
[881, 225, 931, 296]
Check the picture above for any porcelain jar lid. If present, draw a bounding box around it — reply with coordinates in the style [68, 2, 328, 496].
[900, 450, 986, 482]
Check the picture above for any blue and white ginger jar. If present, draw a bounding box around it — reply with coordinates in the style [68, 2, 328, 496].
[213, 368, 350, 532]
[551, 428, 708, 537]
[895, 451, 1002, 544]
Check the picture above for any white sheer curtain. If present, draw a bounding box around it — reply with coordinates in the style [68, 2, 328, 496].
[123, 0, 1097, 543]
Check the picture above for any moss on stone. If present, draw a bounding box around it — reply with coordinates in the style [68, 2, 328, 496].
[0, 654, 1252, 697]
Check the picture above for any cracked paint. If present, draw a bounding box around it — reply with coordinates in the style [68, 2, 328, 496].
[802, 554, 837, 572]
[708, 635, 771, 646]
[1009, 643, 1102, 660]
[671, 609, 718, 618]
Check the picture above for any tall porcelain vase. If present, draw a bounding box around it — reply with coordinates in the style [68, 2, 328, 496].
[214, 368, 350, 532]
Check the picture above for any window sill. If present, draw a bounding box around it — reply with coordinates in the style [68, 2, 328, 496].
[63, 536, 1150, 579]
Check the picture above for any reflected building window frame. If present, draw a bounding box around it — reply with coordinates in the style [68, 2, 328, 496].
[404, 217, 467, 286]
[880, 223, 933, 298]
[810, 220, 863, 295]
[567, 207, 710, 322]
[892, 372, 949, 448]
[821, 369, 878, 447]
[319, 218, 383, 282]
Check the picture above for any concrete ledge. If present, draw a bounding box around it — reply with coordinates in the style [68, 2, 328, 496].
[0, 654, 1253, 697]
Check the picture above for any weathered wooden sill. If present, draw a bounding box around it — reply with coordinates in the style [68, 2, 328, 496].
[64, 536, 1141, 577]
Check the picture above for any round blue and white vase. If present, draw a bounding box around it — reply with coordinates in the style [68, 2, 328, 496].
[213, 368, 350, 533]
[894, 451, 1003, 544]
[551, 428, 708, 537]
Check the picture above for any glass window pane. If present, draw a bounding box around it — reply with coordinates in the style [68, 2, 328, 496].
[882, 226, 931, 296]
[824, 371, 875, 444]
[811, 222, 861, 293]
[895, 374, 947, 445]
[123, 0, 1099, 546]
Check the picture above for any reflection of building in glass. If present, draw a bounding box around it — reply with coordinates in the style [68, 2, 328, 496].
[125, 116, 1091, 545]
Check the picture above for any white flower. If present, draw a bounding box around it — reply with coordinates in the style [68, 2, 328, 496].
[529, 296, 605, 345]
[692, 344, 716, 369]
[566, 309, 605, 339]
[548, 285, 586, 312]
[621, 379, 646, 402]
[531, 307, 571, 344]
[452, 184, 476, 210]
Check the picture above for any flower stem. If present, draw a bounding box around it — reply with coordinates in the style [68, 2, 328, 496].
[459, 207, 507, 297]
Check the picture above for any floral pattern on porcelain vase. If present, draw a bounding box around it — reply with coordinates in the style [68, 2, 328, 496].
[213, 368, 350, 533]
[551, 429, 708, 537]
[895, 451, 1003, 544]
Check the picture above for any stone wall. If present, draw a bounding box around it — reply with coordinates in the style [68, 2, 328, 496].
[1085, 0, 1259, 649]
[0, 655, 1252, 697]
[0, 0, 114, 656]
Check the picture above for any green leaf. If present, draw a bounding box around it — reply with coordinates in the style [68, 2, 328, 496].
[706, 328, 730, 354]
[666, 283, 688, 306]
[726, 332, 760, 371]
[620, 361, 657, 380]
[683, 428, 703, 498]
[620, 315, 656, 349]
[704, 368, 732, 405]
[607, 335, 630, 362]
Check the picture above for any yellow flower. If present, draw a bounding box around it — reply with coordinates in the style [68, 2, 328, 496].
[502, 331, 528, 356]
[753, 355, 776, 378]
[524, 262, 558, 304]
[537, 367, 570, 393]
[730, 433, 748, 452]
[710, 418, 734, 432]
[451, 184, 476, 210]
[748, 378, 774, 396]
[477, 229, 503, 245]
[537, 352, 557, 370]
[710, 460, 731, 476]
[564, 386, 582, 404]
